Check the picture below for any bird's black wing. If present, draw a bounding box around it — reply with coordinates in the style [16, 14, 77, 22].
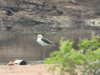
[41, 38, 54, 44]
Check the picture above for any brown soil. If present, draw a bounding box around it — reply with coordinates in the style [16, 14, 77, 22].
[0, 65, 60, 75]
[0, 64, 82, 75]
[0, 0, 100, 32]
[1, 0, 100, 19]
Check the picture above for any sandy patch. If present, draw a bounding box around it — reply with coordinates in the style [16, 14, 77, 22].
[0, 64, 61, 75]
[0, 64, 84, 75]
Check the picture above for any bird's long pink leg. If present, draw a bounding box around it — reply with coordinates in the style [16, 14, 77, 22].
[44, 47, 45, 61]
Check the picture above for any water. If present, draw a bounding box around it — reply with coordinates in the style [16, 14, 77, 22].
[0, 26, 95, 64]
[0, 32, 59, 62]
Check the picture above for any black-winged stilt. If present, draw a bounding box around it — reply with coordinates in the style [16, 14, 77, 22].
[36, 34, 57, 60]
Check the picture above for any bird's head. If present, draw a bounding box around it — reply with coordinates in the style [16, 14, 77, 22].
[37, 34, 43, 39]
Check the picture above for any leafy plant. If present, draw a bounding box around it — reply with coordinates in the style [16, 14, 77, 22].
[45, 34, 100, 75]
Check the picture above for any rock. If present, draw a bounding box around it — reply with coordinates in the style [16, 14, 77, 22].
[7, 61, 14, 66]
[6, 9, 13, 16]
[46, 10, 58, 15]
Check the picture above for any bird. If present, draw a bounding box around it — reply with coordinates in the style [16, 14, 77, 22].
[36, 34, 57, 61]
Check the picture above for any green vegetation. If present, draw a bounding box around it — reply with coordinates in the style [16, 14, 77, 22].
[45, 33, 100, 75]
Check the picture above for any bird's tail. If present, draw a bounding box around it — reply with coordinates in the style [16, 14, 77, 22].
[53, 43, 58, 46]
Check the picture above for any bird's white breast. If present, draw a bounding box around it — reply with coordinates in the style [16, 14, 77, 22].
[37, 38, 49, 46]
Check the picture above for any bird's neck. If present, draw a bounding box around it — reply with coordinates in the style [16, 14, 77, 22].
[37, 38, 42, 41]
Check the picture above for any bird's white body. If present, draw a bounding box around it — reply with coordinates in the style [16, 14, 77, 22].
[36, 34, 57, 46]
[37, 38, 49, 46]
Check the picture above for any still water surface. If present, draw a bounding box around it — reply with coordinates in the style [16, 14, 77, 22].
[0, 32, 60, 64]
[0, 30, 92, 64]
